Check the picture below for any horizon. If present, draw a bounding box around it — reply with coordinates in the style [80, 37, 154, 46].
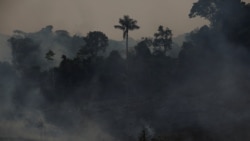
[1, 0, 250, 40]
[0, 0, 209, 40]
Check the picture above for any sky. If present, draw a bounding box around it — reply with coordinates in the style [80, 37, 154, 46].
[0, 0, 249, 40]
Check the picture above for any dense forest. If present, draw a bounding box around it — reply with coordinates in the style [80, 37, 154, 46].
[1, 0, 250, 141]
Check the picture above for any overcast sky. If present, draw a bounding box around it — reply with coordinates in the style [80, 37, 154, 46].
[0, 0, 249, 40]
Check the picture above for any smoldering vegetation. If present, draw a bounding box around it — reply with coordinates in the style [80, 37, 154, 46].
[1, 0, 250, 141]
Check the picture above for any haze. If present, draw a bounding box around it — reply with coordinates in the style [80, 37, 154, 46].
[1, 0, 250, 141]
[0, 0, 209, 40]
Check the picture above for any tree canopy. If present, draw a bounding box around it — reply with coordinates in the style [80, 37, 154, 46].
[78, 31, 108, 59]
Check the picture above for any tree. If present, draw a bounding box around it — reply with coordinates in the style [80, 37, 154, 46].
[153, 25, 172, 54]
[78, 31, 108, 59]
[45, 50, 55, 61]
[189, 0, 250, 46]
[189, 0, 243, 27]
[114, 15, 140, 59]
[135, 37, 152, 58]
[45, 50, 55, 87]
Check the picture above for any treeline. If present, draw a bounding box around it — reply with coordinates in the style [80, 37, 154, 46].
[1, 0, 250, 140]
[6, 21, 176, 105]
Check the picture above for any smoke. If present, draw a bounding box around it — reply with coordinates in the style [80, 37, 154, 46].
[0, 27, 115, 141]
[1, 1, 250, 141]
[8, 25, 84, 70]
[160, 26, 250, 139]
[1, 28, 250, 141]
[0, 105, 117, 141]
[0, 34, 11, 62]
[2, 25, 250, 141]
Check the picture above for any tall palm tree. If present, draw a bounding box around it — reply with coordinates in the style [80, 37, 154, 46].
[114, 15, 140, 59]
[114, 15, 139, 95]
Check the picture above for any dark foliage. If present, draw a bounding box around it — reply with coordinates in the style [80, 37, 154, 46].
[2, 1, 250, 140]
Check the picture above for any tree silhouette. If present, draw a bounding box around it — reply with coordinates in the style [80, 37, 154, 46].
[114, 15, 140, 59]
[189, 0, 250, 47]
[78, 31, 108, 59]
[189, 0, 243, 27]
[45, 50, 55, 87]
[45, 50, 55, 61]
[135, 37, 152, 58]
[153, 25, 172, 54]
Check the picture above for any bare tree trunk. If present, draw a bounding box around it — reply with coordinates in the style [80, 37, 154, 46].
[126, 30, 129, 59]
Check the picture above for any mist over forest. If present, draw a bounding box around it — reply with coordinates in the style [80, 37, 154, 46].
[1, 0, 250, 141]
